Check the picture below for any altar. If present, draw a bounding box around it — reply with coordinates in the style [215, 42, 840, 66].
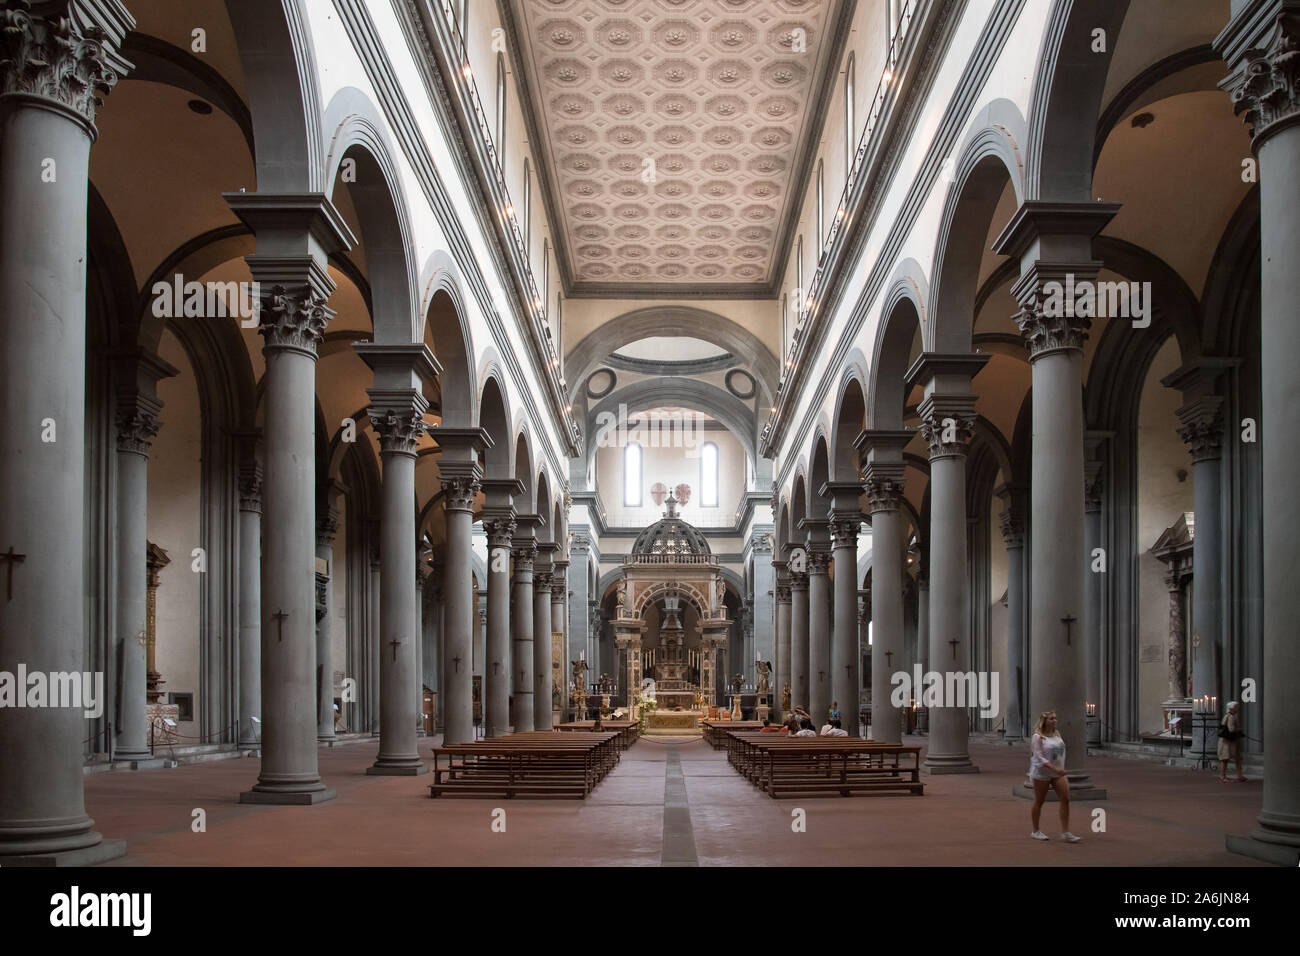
[644, 709, 702, 735]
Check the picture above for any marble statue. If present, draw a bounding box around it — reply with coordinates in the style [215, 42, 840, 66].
[782, 683, 792, 713]
[756, 660, 771, 695]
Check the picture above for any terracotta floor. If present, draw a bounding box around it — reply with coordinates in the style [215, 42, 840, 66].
[86, 734, 1268, 866]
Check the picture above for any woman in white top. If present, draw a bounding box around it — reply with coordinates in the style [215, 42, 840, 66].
[1028, 711, 1080, 843]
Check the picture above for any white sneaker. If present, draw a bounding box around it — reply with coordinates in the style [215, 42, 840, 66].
[1030, 830, 1049, 841]
[1061, 832, 1081, 843]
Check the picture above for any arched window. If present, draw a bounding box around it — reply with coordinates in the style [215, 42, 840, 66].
[522, 157, 532, 248]
[624, 442, 642, 507]
[700, 442, 718, 508]
[816, 159, 825, 244]
[495, 53, 507, 167]
[844, 52, 856, 176]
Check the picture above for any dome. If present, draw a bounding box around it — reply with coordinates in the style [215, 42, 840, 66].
[630, 494, 711, 557]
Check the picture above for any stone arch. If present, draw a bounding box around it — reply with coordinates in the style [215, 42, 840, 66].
[868, 263, 927, 430]
[928, 105, 1027, 353]
[807, 433, 831, 521]
[419, 252, 476, 427]
[514, 427, 535, 517]
[323, 88, 419, 345]
[1025, 0, 1131, 202]
[633, 580, 711, 621]
[584, 377, 757, 475]
[478, 372, 513, 481]
[830, 370, 868, 484]
[224, 0, 327, 192]
[565, 306, 779, 406]
[788, 470, 808, 547]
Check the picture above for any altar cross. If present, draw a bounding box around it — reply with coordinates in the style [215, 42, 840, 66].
[1061, 614, 1077, 645]
[272, 609, 289, 642]
[0, 546, 26, 601]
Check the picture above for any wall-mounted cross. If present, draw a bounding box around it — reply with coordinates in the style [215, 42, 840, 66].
[1061, 615, 1077, 645]
[491, 661, 500, 675]
[817, 670, 824, 683]
[272, 609, 289, 642]
[451, 655, 461, 672]
[0, 545, 26, 601]
[948, 638, 960, 661]
[520, 669, 526, 686]
[388, 638, 402, 661]
[884, 650, 893, 668]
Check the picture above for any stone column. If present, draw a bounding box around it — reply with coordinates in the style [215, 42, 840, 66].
[567, 530, 593, 681]
[824, 482, 864, 736]
[915, 562, 929, 733]
[908, 354, 988, 773]
[534, 564, 555, 730]
[415, 565, 426, 736]
[858, 431, 912, 742]
[315, 493, 340, 744]
[997, 484, 1028, 741]
[0, 0, 132, 864]
[550, 564, 568, 719]
[111, 354, 174, 764]
[774, 570, 792, 718]
[789, 566, 810, 712]
[805, 528, 832, 724]
[1218, 2, 1300, 862]
[995, 205, 1116, 798]
[480, 508, 517, 738]
[359, 349, 438, 773]
[1165, 362, 1236, 709]
[866, 477, 904, 743]
[367, 546, 381, 736]
[1082, 438, 1107, 735]
[236, 442, 263, 751]
[432, 429, 488, 746]
[227, 192, 354, 806]
[751, 532, 776, 673]
[511, 530, 537, 732]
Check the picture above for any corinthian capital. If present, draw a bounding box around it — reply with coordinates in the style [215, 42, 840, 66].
[917, 395, 975, 461]
[114, 403, 160, 456]
[1176, 401, 1225, 463]
[1009, 265, 1095, 359]
[829, 518, 860, 548]
[368, 405, 427, 456]
[483, 518, 517, 548]
[1219, 8, 1300, 148]
[260, 286, 333, 355]
[0, 1, 132, 129]
[440, 475, 479, 513]
[513, 541, 537, 572]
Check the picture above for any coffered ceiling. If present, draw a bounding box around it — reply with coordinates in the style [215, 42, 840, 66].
[504, 0, 848, 297]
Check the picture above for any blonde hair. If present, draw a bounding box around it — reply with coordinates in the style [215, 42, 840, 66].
[1034, 711, 1059, 736]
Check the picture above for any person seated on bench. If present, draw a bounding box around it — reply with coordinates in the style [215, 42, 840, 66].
[781, 713, 801, 735]
[794, 717, 817, 737]
[821, 718, 848, 737]
[759, 718, 782, 733]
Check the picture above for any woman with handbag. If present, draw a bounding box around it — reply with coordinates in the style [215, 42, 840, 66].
[1217, 701, 1245, 782]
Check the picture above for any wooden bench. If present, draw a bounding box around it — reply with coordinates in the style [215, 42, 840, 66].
[723, 731, 924, 798]
[701, 719, 766, 750]
[429, 731, 621, 799]
[556, 719, 640, 749]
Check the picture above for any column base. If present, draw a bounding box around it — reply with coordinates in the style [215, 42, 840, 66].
[1012, 775, 1108, 801]
[923, 755, 980, 774]
[317, 733, 335, 744]
[367, 759, 428, 776]
[112, 756, 168, 770]
[1226, 833, 1300, 866]
[0, 838, 126, 867]
[240, 787, 337, 805]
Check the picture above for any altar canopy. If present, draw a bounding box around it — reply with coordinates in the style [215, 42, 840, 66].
[613, 496, 730, 735]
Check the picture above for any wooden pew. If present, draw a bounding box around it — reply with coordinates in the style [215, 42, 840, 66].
[429, 731, 621, 799]
[722, 730, 924, 798]
[701, 719, 765, 750]
[556, 719, 640, 749]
